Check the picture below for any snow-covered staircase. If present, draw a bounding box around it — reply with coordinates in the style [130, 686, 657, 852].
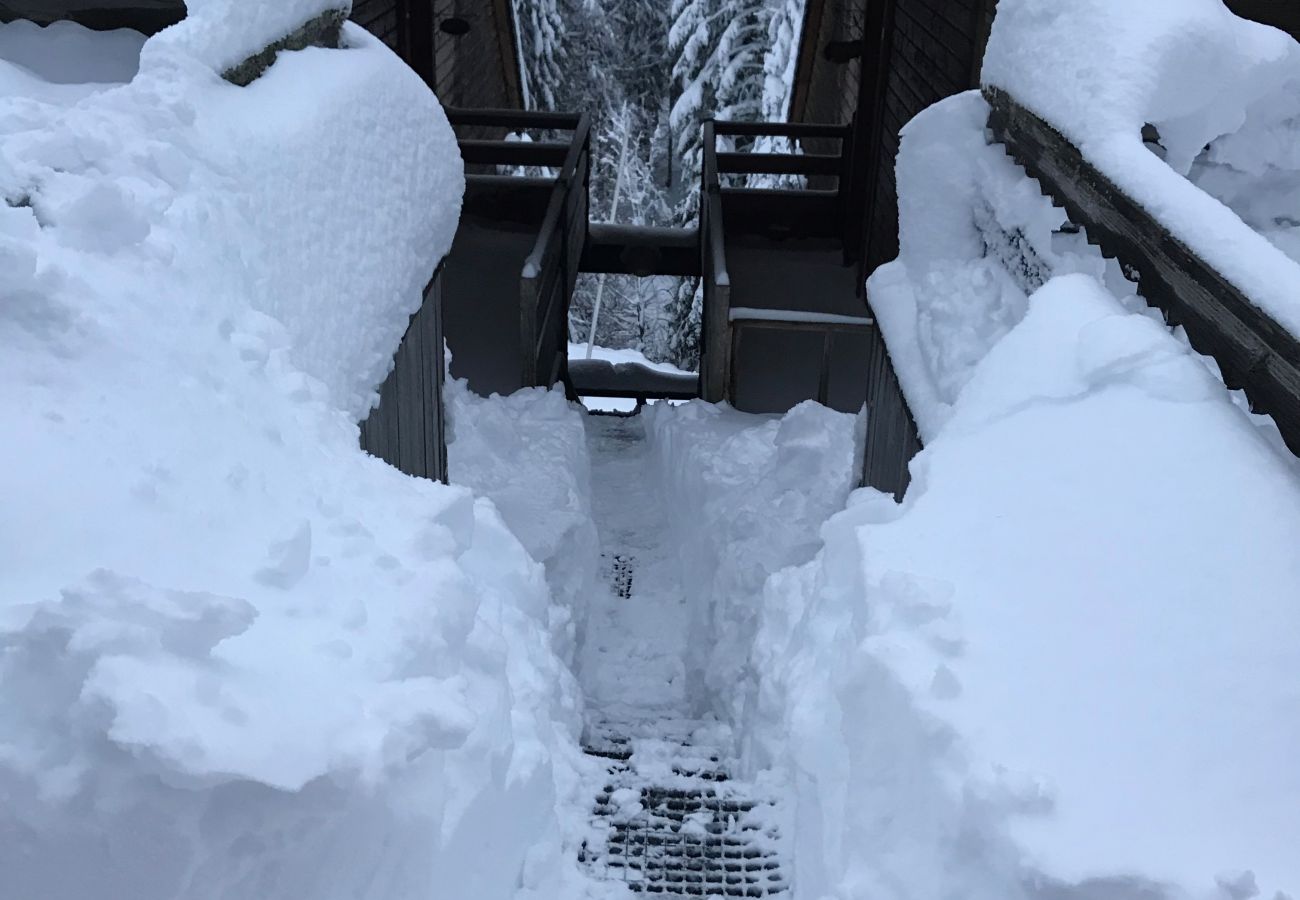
[574, 414, 790, 897]
[579, 718, 788, 897]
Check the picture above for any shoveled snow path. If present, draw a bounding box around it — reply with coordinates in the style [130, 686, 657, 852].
[569, 413, 791, 898]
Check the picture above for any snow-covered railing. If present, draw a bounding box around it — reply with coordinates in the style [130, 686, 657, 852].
[985, 87, 1300, 456]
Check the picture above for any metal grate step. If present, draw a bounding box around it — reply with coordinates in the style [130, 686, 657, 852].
[579, 725, 788, 897]
[603, 553, 636, 599]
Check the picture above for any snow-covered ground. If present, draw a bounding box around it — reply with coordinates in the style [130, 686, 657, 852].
[0, 15, 583, 900]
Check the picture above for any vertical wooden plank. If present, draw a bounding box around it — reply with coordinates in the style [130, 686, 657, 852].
[407, 0, 434, 88]
[520, 273, 539, 387]
[432, 275, 448, 481]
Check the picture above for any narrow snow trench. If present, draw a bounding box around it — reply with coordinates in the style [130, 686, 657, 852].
[572, 413, 790, 898]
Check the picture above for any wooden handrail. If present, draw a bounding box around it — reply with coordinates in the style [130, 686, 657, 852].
[984, 86, 1300, 456]
[702, 121, 729, 287]
[458, 139, 572, 167]
[444, 107, 583, 129]
[715, 151, 841, 176]
[713, 120, 850, 139]
[523, 112, 591, 278]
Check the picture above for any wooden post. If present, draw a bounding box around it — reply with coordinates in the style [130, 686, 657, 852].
[407, 0, 434, 89]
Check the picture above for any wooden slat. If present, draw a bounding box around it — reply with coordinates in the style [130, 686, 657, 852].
[985, 86, 1300, 457]
[360, 269, 448, 482]
[715, 151, 842, 177]
[458, 139, 571, 167]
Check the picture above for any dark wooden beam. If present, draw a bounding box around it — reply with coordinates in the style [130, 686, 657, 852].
[582, 224, 701, 277]
[715, 151, 842, 177]
[787, 0, 828, 122]
[458, 139, 571, 167]
[719, 188, 843, 241]
[985, 86, 1300, 457]
[492, 0, 525, 108]
[445, 107, 583, 130]
[714, 120, 850, 139]
[406, 0, 434, 88]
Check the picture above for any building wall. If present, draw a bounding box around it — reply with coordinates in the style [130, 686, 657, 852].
[349, 0, 522, 110]
[862, 0, 994, 270]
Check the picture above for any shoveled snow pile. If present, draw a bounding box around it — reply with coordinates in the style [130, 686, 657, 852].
[754, 12, 1300, 895]
[751, 275, 1300, 900]
[2, 16, 579, 900]
[643, 400, 861, 722]
[446, 378, 600, 662]
[981, 0, 1300, 339]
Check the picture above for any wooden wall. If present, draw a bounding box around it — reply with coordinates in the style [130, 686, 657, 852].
[861, 0, 995, 271]
[351, 0, 403, 51]
[349, 0, 522, 109]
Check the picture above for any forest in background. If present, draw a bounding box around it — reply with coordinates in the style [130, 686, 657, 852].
[511, 0, 806, 369]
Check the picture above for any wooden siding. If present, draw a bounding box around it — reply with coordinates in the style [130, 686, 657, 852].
[359, 272, 449, 481]
[351, 0, 402, 51]
[349, 0, 522, 109]
[863, 0, 993, 271]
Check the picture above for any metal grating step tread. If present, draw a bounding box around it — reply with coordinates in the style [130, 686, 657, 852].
[580, 724, 789, 898]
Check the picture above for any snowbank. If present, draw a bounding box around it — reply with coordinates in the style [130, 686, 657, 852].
[643, 400, 860, 722]
[751, 275, 1300, 899]
[772, 28, 1300, 894]
[446, 378, 600, 662]
[2, 17, 577, 900]
[868, 91, 1142, 439]
[981, 0, 1300, 338]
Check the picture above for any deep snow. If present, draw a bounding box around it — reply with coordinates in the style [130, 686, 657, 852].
[982, 0, 1300, 339]
[1, 16, 582, 900]
[757, 5, 1300, 895]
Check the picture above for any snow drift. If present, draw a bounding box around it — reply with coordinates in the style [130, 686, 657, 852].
[743, 5, 1300, 898]
[1, 14, 581, 900]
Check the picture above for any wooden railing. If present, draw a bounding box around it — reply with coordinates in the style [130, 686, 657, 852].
[700, 117, 922, 498]
[985, 87, 1300, 457]
[700, 120, 731, 402]
[360, 269, 448, 481]
[445, 107, 592, 390]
